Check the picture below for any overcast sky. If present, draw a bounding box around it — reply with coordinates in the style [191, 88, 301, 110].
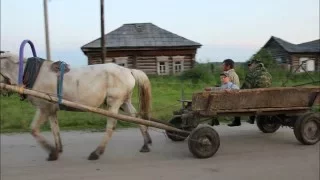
[1, 0, 319, 67]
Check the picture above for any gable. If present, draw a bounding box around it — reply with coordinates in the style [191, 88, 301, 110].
[262, 37, 290, 63]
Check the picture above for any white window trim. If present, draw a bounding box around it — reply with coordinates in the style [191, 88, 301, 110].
[105, 58, 113, 63]
[299, 57, 315, 72]
[114, 57, 128, 67]
[173, 61, 184, 74]
[156, 56, 169, 75]
[172, 56, 185, 74]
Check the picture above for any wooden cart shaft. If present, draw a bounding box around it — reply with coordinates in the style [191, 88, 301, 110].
[0, 83, 190, 135]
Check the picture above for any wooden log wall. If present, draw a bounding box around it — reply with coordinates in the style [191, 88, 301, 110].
[85, 49, 197, 75]
[136, 56, 157, 74]
[264, 39, 291, 64]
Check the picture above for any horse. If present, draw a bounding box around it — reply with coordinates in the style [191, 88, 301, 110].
[0, 51, 153, 161]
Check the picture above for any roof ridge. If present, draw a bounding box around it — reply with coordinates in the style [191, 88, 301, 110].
[123, 22, 153, 25]
[297, 39, 320, 46]
[272, 36, 296, 45]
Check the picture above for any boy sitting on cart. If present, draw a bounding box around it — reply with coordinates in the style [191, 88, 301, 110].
[205, 72, 239, 92]
[204, 72, 239, 126]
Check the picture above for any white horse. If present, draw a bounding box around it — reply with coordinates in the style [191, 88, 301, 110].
[0, 51, 153, 161]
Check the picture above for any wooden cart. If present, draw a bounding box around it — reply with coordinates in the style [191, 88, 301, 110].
[1, 84, 319, 159]
[165, 86, 320, 158]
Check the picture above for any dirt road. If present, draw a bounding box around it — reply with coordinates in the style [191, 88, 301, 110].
[1, 124, 319, 180]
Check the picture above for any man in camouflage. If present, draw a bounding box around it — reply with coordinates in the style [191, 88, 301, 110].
[241, 59, 272, 89]
[228, 59, 272, 126]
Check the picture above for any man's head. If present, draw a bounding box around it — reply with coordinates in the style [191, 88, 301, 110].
[222, 59, 234, 71]
[248, 59, 261, 70]
[220, 72, 230, 84]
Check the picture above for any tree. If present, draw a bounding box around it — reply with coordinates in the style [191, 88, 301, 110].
[249, 48, 277, 68]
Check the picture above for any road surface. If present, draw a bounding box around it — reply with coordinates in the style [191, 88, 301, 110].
[1, 124, 319, 180]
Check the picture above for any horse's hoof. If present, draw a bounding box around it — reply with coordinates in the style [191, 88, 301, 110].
[47, 151, 59, 161]
[88, 152, 100, 160]
[147, 134, 152, 145]
[59, 148, 63, 153]
[139, 145, 150, 153]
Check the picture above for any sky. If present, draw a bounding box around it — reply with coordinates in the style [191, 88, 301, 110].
[1, 0, 319, 67]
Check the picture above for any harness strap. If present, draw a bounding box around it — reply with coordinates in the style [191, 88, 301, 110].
[57, 61, 67, 105]
[20, 57, 45, 101]
[54, 61, 79, 111]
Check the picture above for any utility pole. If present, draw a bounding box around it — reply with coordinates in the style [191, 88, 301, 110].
[100, 0, 106, 64]
[43, 0, 51, 61]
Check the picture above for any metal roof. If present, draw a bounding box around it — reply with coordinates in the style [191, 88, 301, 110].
[81, 23, 202, 49]
[268, 36, 320, 53]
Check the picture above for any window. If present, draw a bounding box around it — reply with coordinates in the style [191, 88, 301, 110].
[174, 61, 182, 73]
[299, 57, 315, 72]
[172, 56, 185, 74]
[159, 62, 166, 74]
[301, 62, 307, 72]
[156, 56, 169, 75]
[114, 57, 128, 67]
[276, 57, 282, 63]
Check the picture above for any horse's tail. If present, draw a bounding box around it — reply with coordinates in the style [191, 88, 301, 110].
[130, 69, 152, 120]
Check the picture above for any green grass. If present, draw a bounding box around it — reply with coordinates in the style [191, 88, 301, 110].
[1, 64, 319, 133]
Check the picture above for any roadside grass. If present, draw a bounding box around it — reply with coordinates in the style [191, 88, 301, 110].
[1, 65, 319, 133]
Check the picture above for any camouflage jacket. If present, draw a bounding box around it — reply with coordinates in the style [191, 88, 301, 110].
[241, 63, 272, 89]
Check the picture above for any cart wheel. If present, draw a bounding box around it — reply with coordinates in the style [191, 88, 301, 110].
[294, 112, 320, 145]
[188, 125, 220, 159]
[165, 116, 189, 141]
[256, 115, 281, 133]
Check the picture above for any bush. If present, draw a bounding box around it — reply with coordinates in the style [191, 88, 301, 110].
[250, 48, 278, 68]
[179, 64, 214, 84]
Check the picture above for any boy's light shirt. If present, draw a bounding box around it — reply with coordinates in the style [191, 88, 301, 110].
[210, 82, 239, 91]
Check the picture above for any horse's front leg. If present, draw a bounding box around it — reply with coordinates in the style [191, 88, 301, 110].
[49, 113, 63, 153]
[88, 100, 121, 160]
[30, 109, 59, 161]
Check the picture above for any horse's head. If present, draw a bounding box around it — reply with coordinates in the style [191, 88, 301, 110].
[0, 51, 27, 86]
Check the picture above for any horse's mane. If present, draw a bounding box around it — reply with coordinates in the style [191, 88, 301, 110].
[0, 51, 27, 63]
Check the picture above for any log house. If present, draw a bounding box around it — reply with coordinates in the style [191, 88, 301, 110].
[81, 23, 202, 75]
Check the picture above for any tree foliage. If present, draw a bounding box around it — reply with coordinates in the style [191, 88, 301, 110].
[249, 48, 278, 68]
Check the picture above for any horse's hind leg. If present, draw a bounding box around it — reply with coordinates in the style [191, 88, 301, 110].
[49, 113, 63, 153]
[120, 102, 152, 153]
[30, 109, 59, 161]
[138, 125, 152, 152]
[88, 98, 122, 160]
